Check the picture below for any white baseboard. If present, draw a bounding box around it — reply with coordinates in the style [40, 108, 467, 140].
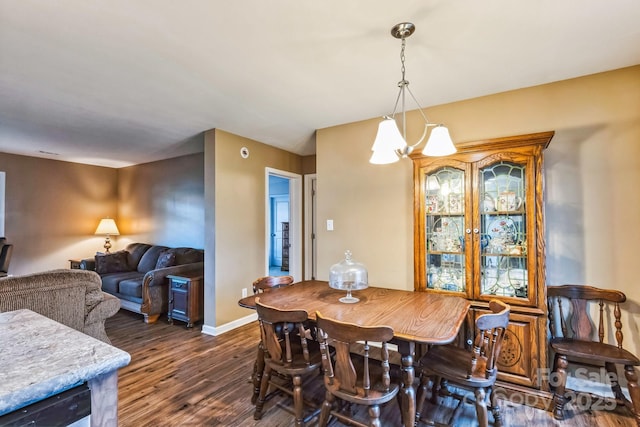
[201, 312, 257, 336]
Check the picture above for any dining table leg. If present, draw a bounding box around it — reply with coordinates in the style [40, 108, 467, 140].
[396, 340, 416, 427]
[251, 341, 265, 404]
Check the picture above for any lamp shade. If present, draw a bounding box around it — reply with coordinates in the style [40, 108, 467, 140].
[95, 218, 120, 236]
[369, 118, 406, 164]
[421, 126, 456, 156]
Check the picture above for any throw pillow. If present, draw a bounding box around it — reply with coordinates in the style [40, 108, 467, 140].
[155, 250, 176, 269]
[95, 250, 130, 274]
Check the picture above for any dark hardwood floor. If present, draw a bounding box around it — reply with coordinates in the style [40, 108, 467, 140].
[106, 310, 637, 426]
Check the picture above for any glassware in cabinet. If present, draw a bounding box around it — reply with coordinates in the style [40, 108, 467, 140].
[422, 165, 468, 294]
[479, 160, 529, 299]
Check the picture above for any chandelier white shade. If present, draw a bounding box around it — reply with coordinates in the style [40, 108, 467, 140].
[369, 118, 406, 164]
[422, 125, 456, 156]
[369, 22, 456, 164]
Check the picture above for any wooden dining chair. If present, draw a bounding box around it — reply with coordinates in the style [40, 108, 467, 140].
[253, 275, 294, 294]
[547, 285, 640, 426]
[250, 275, 295, 403]
[253, 298, 322, 427]
[315, 311, 400, 427]
[415, 300, 510, 427]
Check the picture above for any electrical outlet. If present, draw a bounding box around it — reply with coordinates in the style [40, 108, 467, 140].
[241, 288, 248, 298]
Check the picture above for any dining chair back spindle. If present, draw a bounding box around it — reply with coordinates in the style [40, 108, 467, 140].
[316, 311, 400, 427]
[253, 299, 322, 427]
[547, 285, 640, 426]
[415, 299, 510, 427]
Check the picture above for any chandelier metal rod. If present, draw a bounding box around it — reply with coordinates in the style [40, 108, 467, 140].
[387, 29, 438, 150]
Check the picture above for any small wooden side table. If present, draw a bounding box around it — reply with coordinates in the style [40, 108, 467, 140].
[167, 272, 204, 328]
[69, 259, 83, 269]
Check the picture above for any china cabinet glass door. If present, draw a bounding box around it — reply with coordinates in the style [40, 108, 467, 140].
[479, 161, 527, 298]
[422, 164, 470, 296]
[419, 156, 537, 305]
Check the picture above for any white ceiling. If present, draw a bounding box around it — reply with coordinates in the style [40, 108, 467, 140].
[1, 1, 640, 168]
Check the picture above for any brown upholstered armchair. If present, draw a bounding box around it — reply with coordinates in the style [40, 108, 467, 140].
[0, 269, 120, 343]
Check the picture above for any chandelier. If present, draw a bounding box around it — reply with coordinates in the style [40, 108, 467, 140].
[370, 22, 456, 164]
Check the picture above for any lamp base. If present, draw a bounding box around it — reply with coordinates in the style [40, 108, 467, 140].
[103, 236, 112, 253]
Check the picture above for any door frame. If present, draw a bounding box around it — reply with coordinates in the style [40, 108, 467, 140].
[304, 174, 317, 280]
[265, 168, 302, 281]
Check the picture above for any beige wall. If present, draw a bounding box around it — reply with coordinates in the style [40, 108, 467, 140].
[0, 150, 205, 276]
[316, 65, 640, 354]
[117, 152, 205, 250]
[0, 153, 117, 274]
[204, 129, 304, 326]
[302, 154, 317, 174]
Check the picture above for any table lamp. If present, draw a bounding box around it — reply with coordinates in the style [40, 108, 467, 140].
[95, 218, 120, 253]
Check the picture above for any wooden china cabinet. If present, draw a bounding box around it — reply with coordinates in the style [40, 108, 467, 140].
[412, 131, 554, 405]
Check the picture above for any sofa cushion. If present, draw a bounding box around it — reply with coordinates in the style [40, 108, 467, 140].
[100, 271, 144, 294]
[137, 245, 169, 273]
[155, 250, 176, 269]
[171, 247, 204, 265]
[125, 243, 152, 269]
[95, 250, 130, 274]
[119, 277, 144, 298]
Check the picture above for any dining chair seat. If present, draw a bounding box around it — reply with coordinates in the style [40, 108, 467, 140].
[418, 344, 498, 389]
[550, 338, 640, 366]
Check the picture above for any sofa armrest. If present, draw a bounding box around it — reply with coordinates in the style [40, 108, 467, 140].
[145, 262, 205, 287]
[84, 292, 120, 344]
[140, 262, 204, 316]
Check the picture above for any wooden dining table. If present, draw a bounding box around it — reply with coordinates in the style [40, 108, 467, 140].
[238, 280, 470, 427]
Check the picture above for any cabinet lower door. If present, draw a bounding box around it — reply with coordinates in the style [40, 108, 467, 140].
[170, 288, 189, 320]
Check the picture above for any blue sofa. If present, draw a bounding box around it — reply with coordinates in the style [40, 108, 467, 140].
[82, 242, 204, 323]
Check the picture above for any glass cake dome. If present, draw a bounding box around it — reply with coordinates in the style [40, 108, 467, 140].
[329, 250, 368, 303]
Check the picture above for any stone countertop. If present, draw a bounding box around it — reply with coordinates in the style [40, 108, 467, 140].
[0, 309, 131, 415]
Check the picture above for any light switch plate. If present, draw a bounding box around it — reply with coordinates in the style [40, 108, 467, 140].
[326, 219, 334, 231]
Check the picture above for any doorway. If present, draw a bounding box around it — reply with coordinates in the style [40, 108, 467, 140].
[265, 168, 302, 281]
[269, 179, 289, 274]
